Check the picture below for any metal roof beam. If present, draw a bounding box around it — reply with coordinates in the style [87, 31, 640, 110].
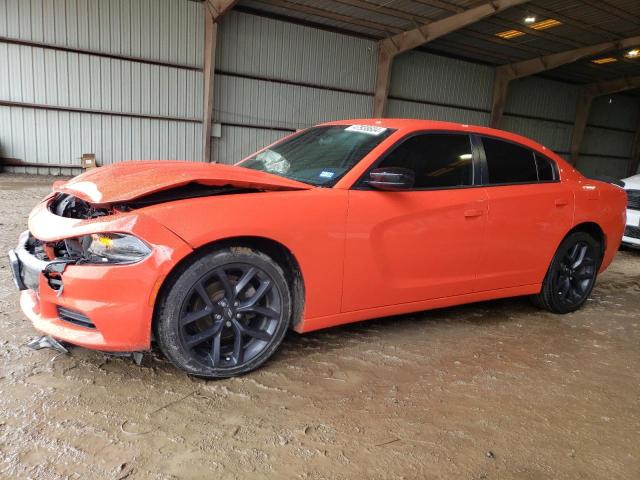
[203, 0, 236, 17]
[379, 0, 529, 58]
[203, 0, 237, 163]
[512, 4, 619, 41]
[373, 0, 529, 117]
[569, 76, 640, 165]
[260, 0, 402, 34]
[413, 0, 464, 14]
[489, 35, 640, 128]
[579, 0, 640, 27]
[331, 0, 432, 24]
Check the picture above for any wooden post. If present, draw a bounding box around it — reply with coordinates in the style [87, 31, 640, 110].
[371, 0, 529, 118]
[489, 67, 513, 129]
[373, 43, 394, 117]
[202, 11, 217, 163]
[567, 76, 640, 166]
[569, 92, 594, 165]
[201, 0, 237, 163]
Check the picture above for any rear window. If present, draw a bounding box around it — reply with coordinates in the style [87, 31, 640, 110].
[535, 152, 557, 182]
[482, 137, 538, 185]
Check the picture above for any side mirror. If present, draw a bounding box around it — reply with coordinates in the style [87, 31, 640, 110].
[367, 167, 415, 191]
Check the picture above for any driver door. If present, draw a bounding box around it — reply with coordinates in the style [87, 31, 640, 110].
[341, 132, 488, 312]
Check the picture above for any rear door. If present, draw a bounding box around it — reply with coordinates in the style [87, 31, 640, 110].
[475, 136, 573, 290]
[341, 132, 488, 312]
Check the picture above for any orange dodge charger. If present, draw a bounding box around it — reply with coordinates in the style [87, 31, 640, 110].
[9, 119, 627, 377]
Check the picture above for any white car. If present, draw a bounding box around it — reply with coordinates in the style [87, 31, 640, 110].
[622, 174, 640, 248]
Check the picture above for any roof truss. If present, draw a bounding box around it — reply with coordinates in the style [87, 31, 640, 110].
[373, 0, 530, 116]
[490, 35, 640, 128]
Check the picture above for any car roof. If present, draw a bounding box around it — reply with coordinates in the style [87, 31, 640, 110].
[320, 118, 556, 158]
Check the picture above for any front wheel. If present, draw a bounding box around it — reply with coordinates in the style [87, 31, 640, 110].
[155, 247, 292, 378]
[531, 232, 601, 314]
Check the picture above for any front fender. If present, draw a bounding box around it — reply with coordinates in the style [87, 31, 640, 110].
[140, 189, 349, 321]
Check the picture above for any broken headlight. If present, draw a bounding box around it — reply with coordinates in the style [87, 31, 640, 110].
[76, 233, 151, 265]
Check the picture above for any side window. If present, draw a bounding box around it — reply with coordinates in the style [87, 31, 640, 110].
[482, 137, 537, 184]
[535, 153, 557, 182]
[376, 133, 473, 189]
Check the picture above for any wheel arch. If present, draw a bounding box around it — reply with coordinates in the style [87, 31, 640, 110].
[565, 221, 606, 260]
[152, 235, 306, 335]
[540, 221, 607, 287]
[532, 222, 605, 314]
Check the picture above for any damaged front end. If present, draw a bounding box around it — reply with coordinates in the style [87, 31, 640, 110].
[12, 181, 261, 295]
[12, 183, 253, 294]
[8, 184, 199, 353]
[49, 191, 115, 219]
[50, 183, 258, 218]
[9, 227, 151, 296]
[9, 230, 75, 293]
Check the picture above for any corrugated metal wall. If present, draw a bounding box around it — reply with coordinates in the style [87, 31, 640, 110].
[578, 95, 640, 178]
[385, 50, 491, 126]
[0, 5, 636, 177]
[211, 10, 376, 163]
[384, 50, 637, 178]
[504, 78, 638, 178]
[0, 0, 203, 175]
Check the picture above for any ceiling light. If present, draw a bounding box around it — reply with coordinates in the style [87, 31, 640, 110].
[591, 57, 618, 64]
[530, 18, 562, 30]
[626, 49, 640, 58]
[524, 15, 536, 24]
[496, 29, 525, 39]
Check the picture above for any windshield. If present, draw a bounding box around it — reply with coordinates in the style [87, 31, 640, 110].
[237, 125, 395, 186]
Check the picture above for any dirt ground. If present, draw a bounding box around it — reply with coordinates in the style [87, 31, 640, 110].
[0, 173, 639, 480]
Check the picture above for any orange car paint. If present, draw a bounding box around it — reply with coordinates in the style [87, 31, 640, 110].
[56, 160, 311, 205]
[18, 119, 627, 350]
[21, 201, 193, 350]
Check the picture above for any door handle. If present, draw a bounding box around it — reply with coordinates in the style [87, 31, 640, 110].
[464, 209, 484, 218]
[555, 199, 569, 207]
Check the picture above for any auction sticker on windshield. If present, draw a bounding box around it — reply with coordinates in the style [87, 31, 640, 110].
[345, 125, 388, 136]
[319, 170, 335, 179]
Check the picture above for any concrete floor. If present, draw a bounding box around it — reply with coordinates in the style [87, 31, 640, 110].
[0, 173, 639, 480]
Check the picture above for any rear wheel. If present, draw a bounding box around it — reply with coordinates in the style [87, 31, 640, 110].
[155, 247, 292, 378]
[531, 232, 601, 314]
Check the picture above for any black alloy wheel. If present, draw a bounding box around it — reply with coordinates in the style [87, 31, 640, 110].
[155, 247, 292, 378]
[552, 241, 597, 307]
[531, 232, 601, 314]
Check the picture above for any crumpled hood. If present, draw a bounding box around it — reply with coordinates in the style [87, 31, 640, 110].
[53, 161, 312, 205]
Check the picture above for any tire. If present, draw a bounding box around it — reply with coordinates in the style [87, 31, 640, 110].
[155, 246, 292, 378]
[530, 232, 601, 314]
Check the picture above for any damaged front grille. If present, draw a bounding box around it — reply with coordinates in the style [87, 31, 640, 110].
[19, 233, 75, 292]
[26, 233, 80, 266]
[25, 234, 50, 261]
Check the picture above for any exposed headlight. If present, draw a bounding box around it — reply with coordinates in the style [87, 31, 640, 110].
[77, 233, 151, 264]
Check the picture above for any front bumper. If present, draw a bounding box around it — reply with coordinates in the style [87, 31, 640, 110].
[622, 209, 640, 247]
[9, 231, 71, 291]
[10, 198, 193, 351]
